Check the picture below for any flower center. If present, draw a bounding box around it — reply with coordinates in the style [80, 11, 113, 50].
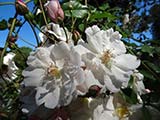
[48, 65, 61, 79]
[100, 50, 111, 65]
[115, 106, 130, 119]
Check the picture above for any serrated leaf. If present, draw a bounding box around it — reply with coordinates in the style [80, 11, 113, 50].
[0, 19, 8, 30]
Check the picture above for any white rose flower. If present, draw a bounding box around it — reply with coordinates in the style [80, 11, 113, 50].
[22, 41, 84, 109]
[132, 70, 146, 95]
[0, 52, 18, 82]
[39, 23, 72, 46]
[75, 25, 140, 92]
[92, 95, 130, 120]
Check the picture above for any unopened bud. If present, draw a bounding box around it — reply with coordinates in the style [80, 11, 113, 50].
[72, 30, 81, 45]
[45, 0, 64, 23]
[72, 30, 81, 40]
[123, 14, 129, 25]
[15, 0, 29, 15]
[9, 36, 17, 43]
[88, 85, 101, 97]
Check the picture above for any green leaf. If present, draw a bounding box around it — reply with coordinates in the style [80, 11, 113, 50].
[140, 70, 156, 81]
[155, 47, 160, 53]
[34, 0, 38, 4]
[99, 3, 109, 11]
[141, 44, 154, 54]
[78, 24, 84, 32]
[121, 88, 138, 104]
[13, 47, 32, 70]
[115, 26, 128, 38]
[0, 19, 8, 30]
[90, 11, 116, 21]
[144, 61, 160, 73]
[62, 1, 88, 18]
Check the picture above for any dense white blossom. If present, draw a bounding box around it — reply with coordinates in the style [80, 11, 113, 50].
[75, 25, 140, 92]
[23, 41, 84, 109]
[0, 52, 18, 81]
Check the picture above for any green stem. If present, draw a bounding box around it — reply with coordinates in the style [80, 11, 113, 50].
[24, 0, 32, 4]
[39, 0, 48, 27]
[85, 0, 88, 6]
[28, 20, 40, 46]
[33, 24, 56, 46]
[0, 14, 17, 70]
[62, 22, 69, 43]
[0, 2, 14, 6]
[18, 35, 36, 47]
[141, 61, 160, 80]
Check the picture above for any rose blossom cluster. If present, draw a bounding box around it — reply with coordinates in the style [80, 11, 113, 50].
[20, 21, 148, 119]
[20, 0, 149, 119]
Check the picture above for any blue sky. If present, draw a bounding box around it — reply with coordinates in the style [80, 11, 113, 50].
[0, 0, 38, 49]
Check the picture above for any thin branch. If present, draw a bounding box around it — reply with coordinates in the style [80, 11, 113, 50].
[0, 2, 14, 6]
[39, 0, 48, 27]
[27, 20, 40, 46]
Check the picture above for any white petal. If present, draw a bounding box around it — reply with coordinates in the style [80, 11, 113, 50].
[85, 25, 101, 36]
[75, 44, 94, 57]
[39, 32, 46, 42]
[104, 75, 120, 92]
[50, 41, 70, 60]
[109, 40, 126, 55]
[49, 23, 67, 41]
[23, 68, 45, 87]
[93, 104, 117, 120]
[27, 47, 52, 68]
[3, 52, 15, 65]
[134, 80, 146, 95]
[36, 86, 60, 109]
[85, 26, 103, 53]
[106, 96, 114, 110]
[111, 65, 132, 82]
[84, 70, 102, 88]
[69, 47, 81, 66]
[35, 47, 52, 65]
[114, 54, 140, 71]
[27, 55, 47, 68]
[44, 88, 60, 109]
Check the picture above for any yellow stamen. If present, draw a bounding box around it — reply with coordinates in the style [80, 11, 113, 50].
[48, 65, 61, 78]
[115, 106, 130, 119]
[100, 50, 111, 65]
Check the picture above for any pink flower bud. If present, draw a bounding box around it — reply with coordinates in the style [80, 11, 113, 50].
[15, 0, 29, 15]
[45, 0, 64, 23]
